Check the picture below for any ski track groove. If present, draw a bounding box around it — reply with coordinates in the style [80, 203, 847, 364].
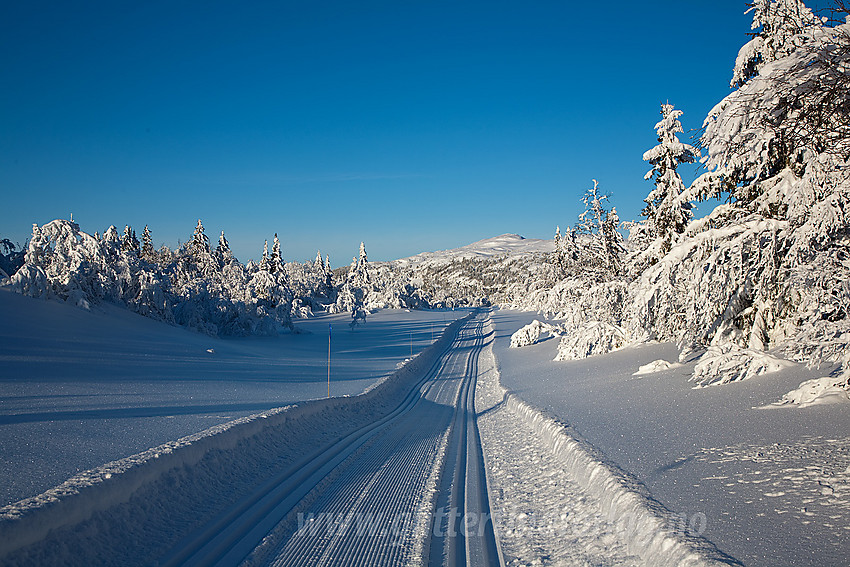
[267, 371, 452, 567]
[260, 316, 497, 567]
[157, 317, 467, 567]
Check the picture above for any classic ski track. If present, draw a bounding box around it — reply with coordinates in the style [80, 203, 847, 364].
[160, 314, 498, 567]
[265, 317, 497, 567]
[435, 320, 501, 567]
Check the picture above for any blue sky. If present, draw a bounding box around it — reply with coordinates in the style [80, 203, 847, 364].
[0, 1, 805, 263]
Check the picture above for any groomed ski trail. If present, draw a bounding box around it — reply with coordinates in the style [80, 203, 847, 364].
[161, 313, 501, 567]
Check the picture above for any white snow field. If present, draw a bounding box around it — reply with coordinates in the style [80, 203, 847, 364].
[491, 309, 850, 567]
[0, 288, 466, 507]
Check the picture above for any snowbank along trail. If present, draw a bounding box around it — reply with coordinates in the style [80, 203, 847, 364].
[476, 314, 743, 566]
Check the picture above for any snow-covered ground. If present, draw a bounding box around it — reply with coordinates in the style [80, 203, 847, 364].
[0, 289, 466, 506]
[393, 233, 552, 268]
[491, 309, 850, 567]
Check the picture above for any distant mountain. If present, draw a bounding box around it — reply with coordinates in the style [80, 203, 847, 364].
[392, 234, 553, 268]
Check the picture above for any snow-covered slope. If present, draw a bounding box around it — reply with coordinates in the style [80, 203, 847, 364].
[392, 234, 553, 268]
[0, 288, 465, 506]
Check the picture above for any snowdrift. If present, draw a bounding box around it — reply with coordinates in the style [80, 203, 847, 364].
[0, 312, 474, 562]
[495, 392, 740, 566]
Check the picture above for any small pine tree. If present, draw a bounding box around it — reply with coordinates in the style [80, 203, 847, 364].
[214, 230, 234, 266]
[578, 180, 622, 277]
[325, 254, 334, 291]
[602, 206, 623, 276]
[553, 226, 563, 274]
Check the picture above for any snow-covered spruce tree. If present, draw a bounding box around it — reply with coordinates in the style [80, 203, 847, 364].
[140, 225, 155, 262]
[121, 225, 140, 254]
[333, 242, 373, 316]
[628, 0, 850, 386]
[190, 219, 210, 256]
[270, 233, 284, 274]
[259, 240, 270, 272]
[355, 241, 370, 285]
[639, 103, 699, 266]
[576, 180, 624, 278]
[214, 230, 234, 264]
[553, 226, 563, 275]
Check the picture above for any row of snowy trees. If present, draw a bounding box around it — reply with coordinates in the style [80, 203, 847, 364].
[3, 217, 460, 335]
[630, 0, 850, 386]
[8, 219, 310, 336]
[509, 0, 850, 388]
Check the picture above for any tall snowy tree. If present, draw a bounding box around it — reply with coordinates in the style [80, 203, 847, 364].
[693, 0, 827, 207]
[190, 219, 210, 257]
[184, 219, 216, 279]
[553, 226, 564, 275]
[259, 240, 271, 272]
[121, 225, 140, 254]
[140, 225, 155, 262]
[324, 255, 335, 298]
[270, 233, 284, 274]
[641, 103, 699, 260]
[216, 231, 230, 255]
[214, 230, 235, 265]
[629, 0, 850, 388]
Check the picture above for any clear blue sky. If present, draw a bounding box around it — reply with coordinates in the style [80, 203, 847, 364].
[0, 1, 816, 263]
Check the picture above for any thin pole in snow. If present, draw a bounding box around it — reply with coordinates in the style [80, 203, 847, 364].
[327, 323, 332, 398]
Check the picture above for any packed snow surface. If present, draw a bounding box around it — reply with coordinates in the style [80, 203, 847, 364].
[0, 289, 465, 506]
[393, 233, 553, 268]
[491, 309, 850, 567]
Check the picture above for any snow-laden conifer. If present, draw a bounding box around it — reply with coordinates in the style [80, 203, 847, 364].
[640, 103, 698, 264]
[731, 0, 821, 88]
[121, 225, 140, 254]
[140, 226, 155, 262]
